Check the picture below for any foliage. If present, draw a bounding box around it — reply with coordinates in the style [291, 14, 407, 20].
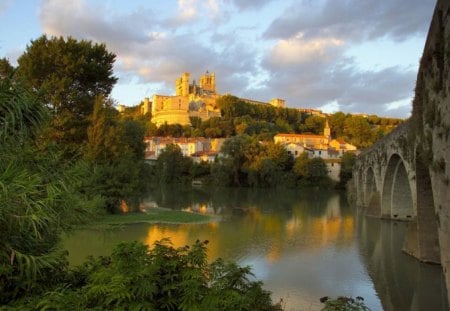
[301, 115, 325, 134]
[83, 96, 150, 213]
[337, 152, 356, 189]
[9, 240, 283, 311]
[155, 144, 193, 185]
[15, 35, 117, 149]
[343, 116, 375, 149]
[294, 153, 331, 187]
[0, 58, 14, 80]
[0, 78, 100, 303]
[320, 296, 371, 311]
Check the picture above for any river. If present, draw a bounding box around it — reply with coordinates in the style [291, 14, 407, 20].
[63, 187, 449, 311]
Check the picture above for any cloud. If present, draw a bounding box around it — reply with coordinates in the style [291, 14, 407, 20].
[39, 0, 259, 98]
[230, 0, 274, 10]
[264, 0, 435, 42]
[37, 0, 432, 117]
[267, 34, 344, 66]
[40, 0, 154, 45]
[0, 0, 11, 16]
[259, 45, 416, 117]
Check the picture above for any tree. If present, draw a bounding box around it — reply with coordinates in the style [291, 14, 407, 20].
[344, 116, 375, 148]
[338, 152, 356, 188]
[16, 35, 117, 148]
[329, 112, 347, 138]
[293, 152, 311, 179]
[155, 144, 192, 184]
[9, 240, 283, 310]
[84, 96, 149, 212]
[0, 78, 98, 303]
[294, 153, 330, 186]
[0, 58, 14, 80]
[302, 115, 325, 134]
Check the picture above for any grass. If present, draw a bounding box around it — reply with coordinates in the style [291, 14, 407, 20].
[96, 208, 215, 225]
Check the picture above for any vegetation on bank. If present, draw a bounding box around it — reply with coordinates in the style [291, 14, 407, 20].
[6, 240, 283, 310]
[148, 136, 356, 189]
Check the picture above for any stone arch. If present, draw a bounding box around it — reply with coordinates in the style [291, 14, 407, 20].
[415, 156, 440, 263]
[381, 154, 414, 220]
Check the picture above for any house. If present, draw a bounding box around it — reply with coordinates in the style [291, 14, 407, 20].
[144, 137, 225, 162]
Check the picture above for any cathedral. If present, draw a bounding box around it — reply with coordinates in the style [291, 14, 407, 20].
[147, 71, 221, 126]
[140, 71, 286, 126]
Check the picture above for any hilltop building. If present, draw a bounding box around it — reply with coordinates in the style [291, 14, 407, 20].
[150, 71, 221, 126]
[138, 71, 287, 126]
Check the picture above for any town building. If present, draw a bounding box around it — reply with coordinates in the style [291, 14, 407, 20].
[274, 120, 357, 181]
[144, 136, 225, 162]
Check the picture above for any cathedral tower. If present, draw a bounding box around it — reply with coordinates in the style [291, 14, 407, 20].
[324, 119, 331, 139]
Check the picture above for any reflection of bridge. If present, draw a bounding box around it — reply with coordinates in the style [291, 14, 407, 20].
[351, 0, 450, 303]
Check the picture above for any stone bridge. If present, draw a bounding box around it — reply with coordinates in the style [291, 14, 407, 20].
[351, 0, 450, 303]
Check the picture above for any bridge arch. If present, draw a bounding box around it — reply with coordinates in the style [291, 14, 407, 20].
[381, 154, 414, 220]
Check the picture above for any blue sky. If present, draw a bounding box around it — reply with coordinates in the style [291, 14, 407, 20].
[0, 0, 437, 118]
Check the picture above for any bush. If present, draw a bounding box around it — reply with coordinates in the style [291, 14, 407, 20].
[9, 240, 283, 310]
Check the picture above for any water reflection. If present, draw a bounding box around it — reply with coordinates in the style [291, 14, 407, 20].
[63, 187, 448, 311]
[357, 215, 449, 311]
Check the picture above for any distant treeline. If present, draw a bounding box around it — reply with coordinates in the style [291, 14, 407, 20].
[148, 135, 356, 190]
[125, 94, 403, 149]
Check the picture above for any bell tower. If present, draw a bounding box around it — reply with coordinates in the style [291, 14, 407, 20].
[324, 119, 331, 139]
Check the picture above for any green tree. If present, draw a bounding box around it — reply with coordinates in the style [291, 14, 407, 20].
[10, 240, 283, 310]
[293, 152, 311, 179]
[0, 58, 14, 80]
[337, 152, 356, 189]
[343, 116, 375, 148]
[16, 35, 117, 148]
[329, 112, 347, 138]
[155, 144, 193, 184]
[0, 78, 98, 303]
[84, 96, 149, 212]
[308, 157, 329, 182]
[294, 153, 330, 186]
[302, 115, 325, 134]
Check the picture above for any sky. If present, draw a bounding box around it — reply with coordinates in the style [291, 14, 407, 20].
[0, 0, 437, 118]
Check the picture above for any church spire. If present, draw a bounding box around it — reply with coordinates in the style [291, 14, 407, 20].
[324, 119, 331, 139]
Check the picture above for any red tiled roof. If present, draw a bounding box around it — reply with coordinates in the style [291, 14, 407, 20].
[275, 133, 326, 139]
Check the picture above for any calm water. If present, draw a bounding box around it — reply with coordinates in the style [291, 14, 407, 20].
[63, 187, 449, 311]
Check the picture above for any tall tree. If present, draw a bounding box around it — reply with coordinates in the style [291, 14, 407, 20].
[343, 115, 375, 148]
[16, 35, 117, 148]
[0, 58, 14, 80]
[0, 78, 97, 303]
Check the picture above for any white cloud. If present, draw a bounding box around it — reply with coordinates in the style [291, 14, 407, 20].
[268, 34, 344, 66]
[0, 0, 12, 16]
[265, 0, 435, 42]
[35, 0, 434, 117]
[177, 0, 198, 22]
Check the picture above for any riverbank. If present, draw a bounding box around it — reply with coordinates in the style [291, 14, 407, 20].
[95, 208, 216, 225]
